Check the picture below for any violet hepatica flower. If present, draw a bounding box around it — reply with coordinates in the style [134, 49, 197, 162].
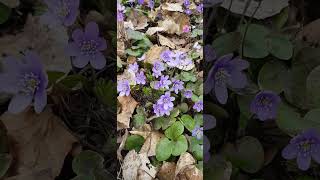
[152, 61, 165, 78]
[203, 114, 217, 162]
[160, 50, 174, 63]
[192, 126, 203, 140]
[117, 2, 126, 22]
[196, 3, 203, 13]
[0, 51, 48, 114]
[282, 129, 320, 171]
[41, 0, 79, 27]
[117, 80, 130, 96]
[185, 9, 192, 15]
[184, 0, 191, 7]
[250, 91, 281, 121]
[135, 71, 146, 85]
[153, 103, 164, 117]
[148, 0, 154, 8]
[66, 22, 107, 70]
[204, 44, 217, 62]
[184, 90, 193, 99]
[171, 78, 184, 94]
[205, 54, 249, 104]
[193, 100, 203, 112]
[157, 92, 175, 110]
[154, 75, 172, 90]
[137, 0, 144, 5]
[128, 62, 139, 74]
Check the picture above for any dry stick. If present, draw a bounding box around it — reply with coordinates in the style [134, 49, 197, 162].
[241, 0, 263, 58]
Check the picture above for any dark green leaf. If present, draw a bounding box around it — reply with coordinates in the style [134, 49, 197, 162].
[124, 135, 145, 151]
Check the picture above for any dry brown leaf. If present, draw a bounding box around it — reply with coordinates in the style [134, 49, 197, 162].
[158, 19, 180, 35]
[117, 96, 138, 130]
[157, 162, 176, 180]
[146, 27, 165, 36]
[0, 15, 71, 73]
[1, 108, 77, 179]
[130, 124, 152, 139]
[221, 0, 289, 20]
[139, 131, 163, 156]
[0, 0, 19, 8]
[122, 151, 157, 180]
[176, 165, 203, 180]
[297, 19, 320, 45]
[117, 129, 129, 161]
[158, 34, 176, 49]
[145, 45, 167, 64]
[126, 10, 149, 30]
[162, 3, 184, 12]
[175, 152, 196, 177]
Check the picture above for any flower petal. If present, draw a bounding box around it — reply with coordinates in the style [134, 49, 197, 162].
[215, 83, 228, 104]
[228, 72, 247, 89]
[34, 90, 47, 113]
[65, 42, 80, 56]
[204, 67, 215, 94]
[72, 29, 84, 43]
[281, 144, 298, 160]
[230, 58, 249, 70]
[97, 38, 107, 51]
[204, 114, 216, 130]
[85, 22, 99, 39]
[311, 144, 320, 163]
[90, 53, 106, 70]
[72, 55, 89, 68]
[64, 8, 78, 26]
[297, 154, 311, 171]
[8, 94, 32, 114]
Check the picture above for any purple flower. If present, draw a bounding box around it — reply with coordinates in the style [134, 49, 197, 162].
[117, 3, 125, 21]
[282, 129, 320, 171]
[153, 103, 164, 117]
[250, 91, 281, 121]
[157, 92, 175, 110]
[171, 79, 184, 94]
[154, 75, 172, 90]
[204, 136, 211, 162]
[137, 0, 144, 5]
[160, 50, 174, 63]
[148, 0, 154, 8]
[192, 126, 203, 140]
[184, 0, 191, 7]
[204, 54, 249, 104]
[152, 61, 165, 78]
[0, 51, 48, 114]
[41, 0, 79, 27]
[128, 62, 139, 74]
[196, 3, 203, 13]
[203, 115, 216, 162]
[184, 90, 192, 98]
[117, 80, 130, 96]
[183, 25, 191, 33]
[185, 9, 192, 15]
[204, 45, 217, 62]
[135, 71, 146, 85]
[66, 22, 107, 70]
[193, 100, 203, 112]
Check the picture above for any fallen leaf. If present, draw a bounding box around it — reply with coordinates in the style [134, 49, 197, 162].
[117, 129, 128, 161]
[297, 19, 320, 45]
[145, 45, 167, 64]
[157, 162, 176, 180]
[176, 165, 203, 180]
[221, 0, 289, 20]
[175, 152, 196, 177]
[162, 3, 184, 12]
[126, 10, 149, 30]
[158, 34, 176, 49]
[140, 131, 163, 156]
[0, 108, 77, 179]
[138, 153, 157, 179]
[117, 95, 138, 130]
[0, 15, 71, 73]
[158, 19, 180, 35]
[146, 27, 165, 36]
[130, 124, 152, 139]
[0, 0, 19, 8]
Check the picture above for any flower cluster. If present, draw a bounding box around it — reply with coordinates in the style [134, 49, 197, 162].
[183, 0, 203, 15]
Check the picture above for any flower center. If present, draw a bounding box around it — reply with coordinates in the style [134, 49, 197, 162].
[20, 72, 40, 95]
[80, 40, 98, 56]
[215, 68, 229, 85]
[299, 140, 313, 153]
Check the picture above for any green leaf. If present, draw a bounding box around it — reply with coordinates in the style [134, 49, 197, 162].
[177, 103, 189, 113]
[133, 107, 146, 128]
[266, 35, 293, 60]
[154, 116, 176, 130]
[237, 95, 253, 119]
[0, 153, 11, 178]
[212, 32, 241, 57]
[171, 135, 188, 156]
[303, 109, 320, 132]
[47, 71, 66, 85]
[93, 79, 117, 107]
[59, 74, 86, 89]
[126, 29, 145, 40]
[0, 3, 11, 24]
[181, 72, 197, 82]
[156, 138, 173, 161]
[258, 60, 288, 93]
[165, 121, 184, 140]
[72, 150, 104, 176]
[125, 49, 143, 57]
[223, 136, 264, 173]
[124, 135, 145, 151]
[180, 115, 195, 132]
[194, 113, 203, 126]
[170, 108, 180, 118]
[306, 66, 320, 108]
[239, 24, 270, 58]
[71, 175, 95, 180]
[204, 156, 232, 180]
[205, 101, 229, 119]
[273, 7, 289, 29]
